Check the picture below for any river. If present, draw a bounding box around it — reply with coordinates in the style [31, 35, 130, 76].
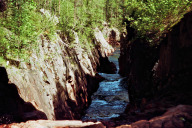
[82, 47, 129, 121]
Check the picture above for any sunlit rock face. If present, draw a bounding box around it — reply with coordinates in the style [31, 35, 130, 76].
[0, 67, 47, 125]
[4, 10, 114, 121]
[6, 32, 113, 120]
[1, 120, 106, 128]
[95, 27, 114, 57]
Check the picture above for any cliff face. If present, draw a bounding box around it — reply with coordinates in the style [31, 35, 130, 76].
[155, 11, 192, 88]
[102, 23, 121, 46]
[2, 27, 114, 122]
[152, 11, 192, 106]
[102, 11, 192, 128]
[119, 11, 192, 121]
[119, 35, 159, 105]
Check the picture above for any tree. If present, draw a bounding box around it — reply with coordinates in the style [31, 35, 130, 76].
[0, 0, 7, 12]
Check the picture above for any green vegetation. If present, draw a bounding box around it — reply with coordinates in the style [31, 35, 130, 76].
[0, 0, 56, 60]
[123, 0, 192, 37]
[0, 0, 191, 62]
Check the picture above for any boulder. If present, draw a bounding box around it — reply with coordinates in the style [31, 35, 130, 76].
[0, 120, 106, 128]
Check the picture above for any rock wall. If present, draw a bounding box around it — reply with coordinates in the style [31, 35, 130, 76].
[152, 11, 192, 106]
[1, 120, 106, 128]
[102, 22, 121, 46]
[119, 35, 159, 106]
[154, 11, 192, 90]
[119, 11, 192, 115]
[0, 67, 48, 124]
[2, 26, 114, 122]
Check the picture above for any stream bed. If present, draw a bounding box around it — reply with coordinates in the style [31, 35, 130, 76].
[82, 47, 129, 121]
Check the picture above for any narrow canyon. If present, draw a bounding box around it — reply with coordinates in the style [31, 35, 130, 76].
[0, 1, 192, 128]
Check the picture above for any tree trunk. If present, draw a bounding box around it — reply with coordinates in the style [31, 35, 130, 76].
[0, 0, 7, 12]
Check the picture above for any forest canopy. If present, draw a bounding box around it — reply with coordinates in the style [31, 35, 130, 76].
[0, 0, 191, 60]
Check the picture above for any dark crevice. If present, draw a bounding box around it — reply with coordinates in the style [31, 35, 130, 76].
[96, 49, 117, 74]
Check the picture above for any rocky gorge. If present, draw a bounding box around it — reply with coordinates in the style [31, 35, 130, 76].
[0, 4, 192, 128]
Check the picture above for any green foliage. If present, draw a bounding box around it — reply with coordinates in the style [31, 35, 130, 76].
[123, 0, 192, 36]
[0, 0, 191, 62]
[0, 56, 7, 66]
[0, 0, 56, 60]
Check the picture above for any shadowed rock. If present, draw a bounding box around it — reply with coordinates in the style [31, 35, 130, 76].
[113, 10, 192, 128]
[129, 105, 192, 128]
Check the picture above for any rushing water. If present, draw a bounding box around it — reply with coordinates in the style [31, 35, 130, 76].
[82, 47, 129, 121]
